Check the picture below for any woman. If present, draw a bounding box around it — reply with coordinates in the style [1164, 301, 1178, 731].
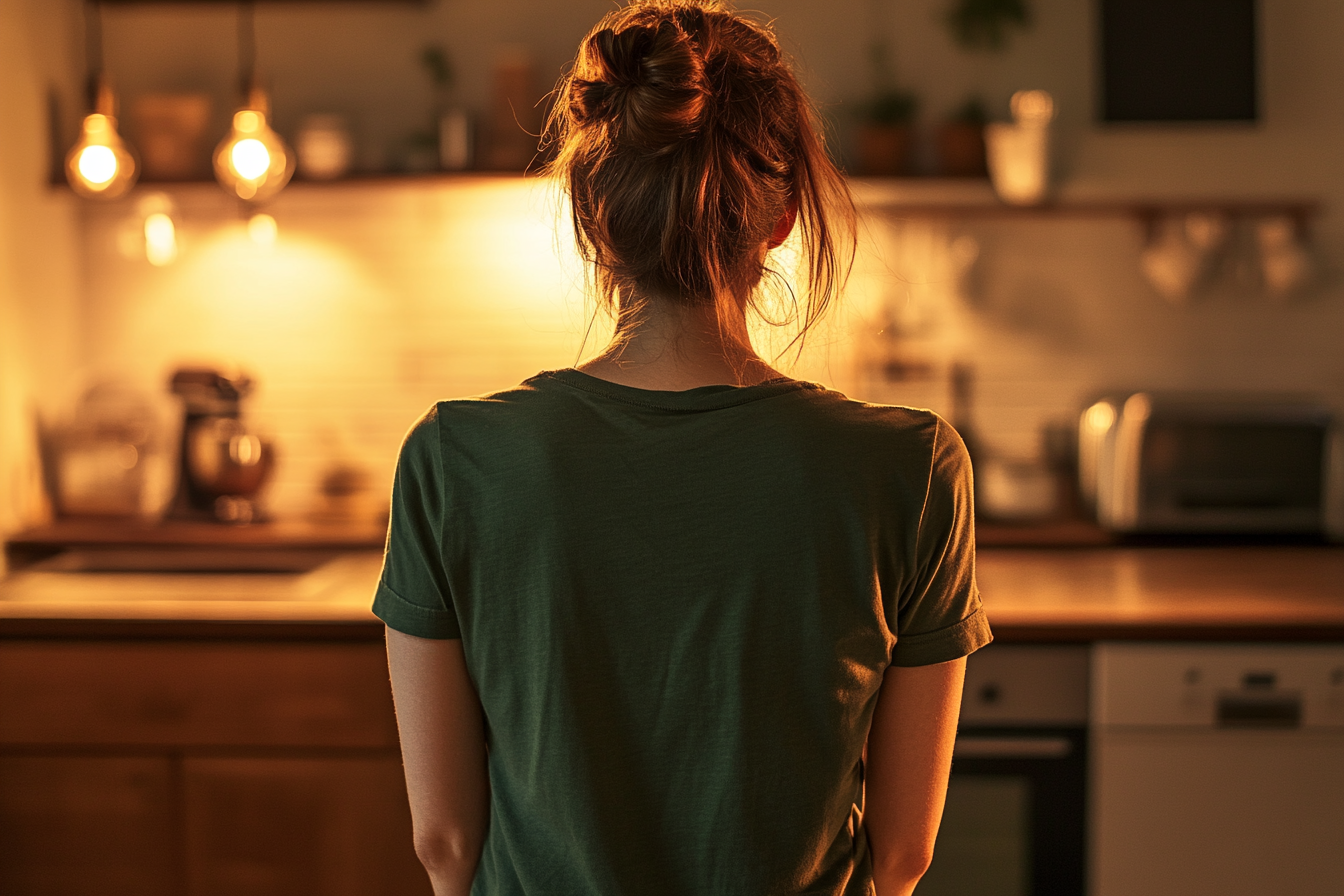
[375, 3, 991, 894]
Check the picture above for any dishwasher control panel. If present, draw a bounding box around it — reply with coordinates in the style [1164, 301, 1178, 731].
[1093, 644, 1344, 729]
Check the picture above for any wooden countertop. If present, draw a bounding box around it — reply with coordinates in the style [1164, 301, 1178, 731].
[4, 519, 387, 561]
[978, 546, 1344, 642]
[1, 544, 1341, 642]
[0, 552, 388, 640]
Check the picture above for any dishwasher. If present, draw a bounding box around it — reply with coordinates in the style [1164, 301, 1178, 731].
[1091, 643, 1344, 896]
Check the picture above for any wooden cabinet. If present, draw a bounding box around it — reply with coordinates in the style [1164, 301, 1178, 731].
[183, 757, 424, 896]
[0, 756, 178, 896]
[0, 641, 431, 896]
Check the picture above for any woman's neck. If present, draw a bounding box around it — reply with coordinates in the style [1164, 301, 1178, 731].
[575, 294, 783, 391]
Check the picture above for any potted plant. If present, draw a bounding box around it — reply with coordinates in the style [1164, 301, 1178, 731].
[937, 96, 988, 177]
[944, 0, 1031, 51]
[854, 44, 918, 176]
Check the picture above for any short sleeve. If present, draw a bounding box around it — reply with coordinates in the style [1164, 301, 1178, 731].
[371, 406, 461, 639]
[890, 417, 992, 667]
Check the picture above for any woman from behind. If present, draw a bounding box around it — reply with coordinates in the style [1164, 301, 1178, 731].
[377, 2, 992, 895]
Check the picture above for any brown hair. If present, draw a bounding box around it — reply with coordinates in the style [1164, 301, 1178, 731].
[546, 0, 855, 349]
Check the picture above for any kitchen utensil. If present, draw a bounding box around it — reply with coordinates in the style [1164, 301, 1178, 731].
[1139, 212, 1228, 304]
[1256, 215, 1314, 300]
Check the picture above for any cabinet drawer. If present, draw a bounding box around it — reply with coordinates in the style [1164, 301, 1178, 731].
[0, 642, 398, 748]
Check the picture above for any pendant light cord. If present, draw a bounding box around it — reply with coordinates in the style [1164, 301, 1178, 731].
[84, 0, 103, 110]
[238, 0, 257, 99]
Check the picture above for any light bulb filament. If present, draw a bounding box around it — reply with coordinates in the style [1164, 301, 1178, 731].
[232, 138, 271, 180]
[78, 145, 118, 185]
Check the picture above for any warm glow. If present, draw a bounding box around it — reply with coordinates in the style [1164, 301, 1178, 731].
[144, 213, 178, 266]
[1084, 401, 1116, 434]
[66, 111, 138, 199]
[214, 95, 294, 203]
[77, 145, 118, 185]
[231, 138, 271, 180]
[248, 213, 278, 247]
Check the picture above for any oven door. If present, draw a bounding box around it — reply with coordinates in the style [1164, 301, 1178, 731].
[916, 726, 1088, 896]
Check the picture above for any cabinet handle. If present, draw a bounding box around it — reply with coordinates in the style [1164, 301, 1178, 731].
[1215, 693, 1301, 728]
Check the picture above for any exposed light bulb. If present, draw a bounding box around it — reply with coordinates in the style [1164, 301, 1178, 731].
[214, 91, 293, 203]
[65, 90, 139, 200]
[78, 143, 117, 184]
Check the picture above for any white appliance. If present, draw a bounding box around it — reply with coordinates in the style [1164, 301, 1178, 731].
[1091, 643, 1344, 896]
[1076, 392, 1336, 536]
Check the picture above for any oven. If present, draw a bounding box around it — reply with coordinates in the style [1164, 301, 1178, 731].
[917, 645, 1090, 896]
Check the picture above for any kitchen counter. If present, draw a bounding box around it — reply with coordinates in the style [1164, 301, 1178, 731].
[3, 518, 387, 566]
[977, 546, 1344, 641]
[1, 544, 1342, 642]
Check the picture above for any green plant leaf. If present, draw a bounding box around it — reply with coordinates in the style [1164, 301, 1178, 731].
[944, 0, 1031, 52]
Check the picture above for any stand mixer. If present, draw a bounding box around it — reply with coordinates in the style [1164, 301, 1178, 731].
[168, 368, 275, 523]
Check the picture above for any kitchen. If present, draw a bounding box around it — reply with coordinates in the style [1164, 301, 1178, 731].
[1, 0, 1343, 894]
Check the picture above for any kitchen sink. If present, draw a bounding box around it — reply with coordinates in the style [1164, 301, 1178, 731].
[32, 548, 342, 575]
[0, 549, 384, 605]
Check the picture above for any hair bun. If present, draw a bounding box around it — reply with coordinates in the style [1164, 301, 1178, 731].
[570, 20, 708, 150]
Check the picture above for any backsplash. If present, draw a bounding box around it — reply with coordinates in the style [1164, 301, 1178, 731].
[68, 178, 1344, 522]
[6, 0, 1344, 539]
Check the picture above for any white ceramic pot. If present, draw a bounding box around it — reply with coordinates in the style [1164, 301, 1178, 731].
[985, 122, 1050, 205]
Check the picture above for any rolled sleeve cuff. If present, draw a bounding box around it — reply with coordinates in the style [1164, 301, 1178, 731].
[372, 578, 461, 640]
[891, 600, 992, 667]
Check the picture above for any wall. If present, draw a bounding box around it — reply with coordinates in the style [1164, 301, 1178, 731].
[0, 0, 84, 563]
[27, 0, 1344, 522]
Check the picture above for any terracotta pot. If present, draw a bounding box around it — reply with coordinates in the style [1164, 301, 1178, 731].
[936, 122, 987, 177]
[855, 124, 912, 176]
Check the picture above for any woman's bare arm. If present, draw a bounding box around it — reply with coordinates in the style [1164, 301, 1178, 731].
[864, 656, 967, 896]
[385, 627, 489, 896]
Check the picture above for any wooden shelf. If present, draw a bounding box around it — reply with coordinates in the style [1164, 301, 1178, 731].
[54, 172, 1322, 225]
[848, 177, 1321, 221]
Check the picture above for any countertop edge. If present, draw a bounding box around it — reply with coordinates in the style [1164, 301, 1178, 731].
[0, 616, 389, 641]
[4, 616, 1342, 644]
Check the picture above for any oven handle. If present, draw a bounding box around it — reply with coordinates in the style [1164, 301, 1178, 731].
[953, 735, 1073, 759]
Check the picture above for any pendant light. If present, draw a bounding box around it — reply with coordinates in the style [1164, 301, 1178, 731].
[66, 1, 138, 199]
[214, 2, 293, 203]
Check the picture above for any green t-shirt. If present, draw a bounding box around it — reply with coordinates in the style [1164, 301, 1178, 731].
[374, 369, 991, 896]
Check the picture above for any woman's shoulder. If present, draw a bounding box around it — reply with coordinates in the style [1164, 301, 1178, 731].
[794, 385, 950, 440]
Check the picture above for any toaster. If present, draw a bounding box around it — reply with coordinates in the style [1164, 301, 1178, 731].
[1078, 392, 1340, 535]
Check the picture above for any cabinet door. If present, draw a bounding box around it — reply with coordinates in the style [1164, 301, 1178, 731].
[1093, 730, 1344, 896]
[0, 755, 178, 896]
[183, 756, 431, 896]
